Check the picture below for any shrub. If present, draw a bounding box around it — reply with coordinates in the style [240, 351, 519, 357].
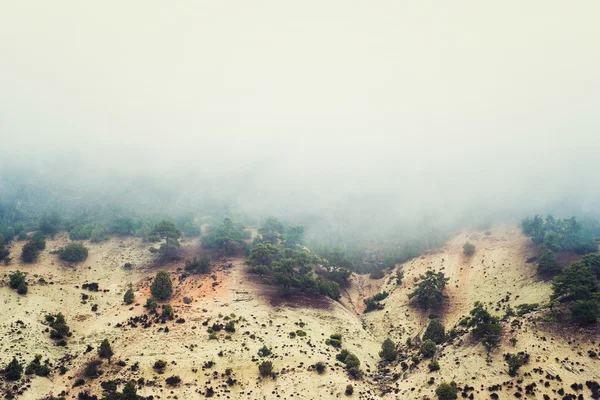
[151, 220, 182, 258]
[314, 361, 326, 374]
[121, 381, 137, 399]
[123, 286, 135, 304]
[436, 382, 458, 400]
[345, 384, 354, 395]
[4, 357, 23, 381]
[225, 320, 235, 333]
[58, 243, 89, 262]
[468, 302, 502, 352]
[31, 231, 46, 250]
[17, 231, 28, 241]
[151, 271, 173, 300]
[258, 361, 273, 377]
[69, 224, 93, 240]
[39, 213, 61, 237]
[537, 247, 561, 275]
[161, 304, 174, 319]
[505, 352, 529, 376]
[396, 270, 404, 285]
[420, 339, 437, 358]
[423, 319, 446, 344]
[463, 243, 475, 256]
[17, 281, 28, 294]
[408, 271, 449, 309]
[258, 345, 271, 357]
[379, 338, 397, 361]
[25, 354, 50, 377]
[21, 240, 41, 262]
[165, 375, 181, 386]
[84, 359, 102, 378]
[48, 313, 70, 340]
[90, 227, 106, 243]
[153, 360, 167, 372]
[185, 255, 211, 273]
[570, 300, 599, 325]
[98, 339, 114, 361]
[428, 360, 440, 371]
[9, 270, 26, 289]
[145, 298, 157, 309]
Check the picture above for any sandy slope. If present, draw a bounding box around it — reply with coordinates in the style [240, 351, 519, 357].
[1, 226, 599, 399]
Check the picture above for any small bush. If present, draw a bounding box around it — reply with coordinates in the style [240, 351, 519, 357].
[165, 375, 181, 386]
[258, 345, 271, 357]
[423, 319, 446, 344]
[151, 271, 173, 300]
[570, 300, 599, 325]
[123, 286, 135, 304]
[225, 320, 236, 333]
[98, 339, 114, 361]
[345, 384, 354, 395]
[4, 357, 23, 381]
[84, 359, 102, 378]
[369, 270, 385, 279]
[185, 255, 211, 274]
[463, 243, 475, 256]
[153, 360, 167, 372]
[436, 382, 458, 400]
[420, 339, 437, 358]
[258, 361, 273, 377]
[429, 360, 440, 371]
[145, 298, 157, 309]
[58, 243, 89, 262]
[9, 270, 26, 289]
[379, 338, 397, 361]
[161, 304, 174, 319]
[314, 361, 326, 374]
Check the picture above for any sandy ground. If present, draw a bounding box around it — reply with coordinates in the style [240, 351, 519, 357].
[1, 226, 599, 399]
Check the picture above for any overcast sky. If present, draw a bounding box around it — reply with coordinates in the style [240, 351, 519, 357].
[1, 1, 599, 219]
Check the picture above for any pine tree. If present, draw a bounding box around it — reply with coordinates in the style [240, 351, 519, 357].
[151, 271, 173, 300]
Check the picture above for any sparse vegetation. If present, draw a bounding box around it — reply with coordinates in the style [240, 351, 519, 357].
[420, 339, 436, 358]
[185, 254, 211, 273]
[98, 338, 114, 361]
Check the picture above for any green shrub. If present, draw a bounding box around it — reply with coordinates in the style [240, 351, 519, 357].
[9, 270, 26, 289]
[408, 271, 449, 309]
[4, 357, 23, 381]
[153, 360, 167, 372]
[314, 361, 326, 374]
[258, 361, 273, 377]
[369, 270, 385, 279]
[423, 319, 446, 344]
[258, 345, 271, 357]
[468, 301, 502, 352]
[161, 304, 174, 319]
[151, 271, 173, 300]
[570, 300, 599, 325]
[428, 360, 440, 371]
[145, 298, 157, 309]
[58, 243, 89, 262]
[420, 339, 437, 358]
[537, 247, 561, 275]
[90, 227, 106, 243]
[435, 382, 458, 400]
[98, 339, 114, 361]
[505, 352, 529, 376]
[379, 338, 397, 361]
[21, 240, 41, 262]
[345, 384, 354, 395]
[185, 255, 211, 273]
[123, 286, 135, 304]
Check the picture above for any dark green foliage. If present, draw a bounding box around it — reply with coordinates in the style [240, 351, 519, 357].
[420, 339, 436, 358]
[248, 265, 270, 276]
[5, 357, 23, 381]
[17, 231, 28, 241]
[345, 384, 354, 395]
[58, 243, 89, 262]
[69, 224, 94, 240]
[25, 354, 50, 377]
[39, 213, 61, 237]
[337, 351, 362, 380]
[165, 375, 181, 386]
[9, 270, 26, 289]
[110, 218, 136, 236]
[324, 268, 353, 288]
[248, 243, 278, 266]
[396, 269, 404, 285]
[552, 262, 599, 301]
[408, 270, 449, 309]
[283, 225, 304, 248]
[21, 240, 41, 262]
[379, 338, 397, 361]
[435, 382, 458, 400]
[153, 360, 167, 372]
[577, 253, 600, 278]
[161, 304, 174, 319]
[314, 361, 326, 374]
[225, 320, 235, 333]
[202, 218, 248, 255]
[521, 215, 599, 254]
[145, 298, 157, 309]
[326, 334, 342, 348]
[570, 300, 599, 325]
[537, 247, 561, 275]
[84, 359, 102, 377]
[463, 242, 475, 256]
[428, 360, 440, 371]
[423, 319, 446, 344]
[17, 281, 28, 294]
[90, 227, 106, 243]
[364, 291, 388, 312]
[151, 271, 173, 300]
[123, 286, 135, 304]
[31, 231, 46, 249]
[185, 255, 211, 273]
[505, 352, 529, 376]
[468, 302, 502, 352]
[98, 339, 114, 361]
[258, 217, 284, 244]
[258, 345, 271, 357]
[47, 313, 70, 340]
[515, 303, 538, 316]
[0, 241, 9, 262]
[151, 220, 182, 258]
[258, 361, 273, 377]
[121, 381, 138, 400]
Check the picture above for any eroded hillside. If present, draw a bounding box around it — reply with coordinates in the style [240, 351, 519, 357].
[1, 226, 599, 400]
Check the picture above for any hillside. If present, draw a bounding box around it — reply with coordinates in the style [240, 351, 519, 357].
[1, 226, 599, 399]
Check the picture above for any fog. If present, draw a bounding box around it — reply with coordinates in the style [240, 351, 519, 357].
[1, 1, 600, 238]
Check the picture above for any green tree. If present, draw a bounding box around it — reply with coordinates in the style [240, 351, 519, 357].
[468, 302, 502, 352]
[201, 218, 248, 255]
[4, 357, 23, 381]
[39, 212, 61, 237]
[258, 361, 273, 377]
[569, 300, 598, 325]
[121, 380, 137, 400]
[161, 304, 174, 319]
[9, 270, 26, 289]
[258, 217, 284, 244]
[408, 271, 449, 309]
[184, 255, 211, 273]
[537, 247, 561, 275]
[283, 225, 305, 248]
[435, 382, 458, 400]
[59, 242, 89, 262]
[151, 220, 182, 258]
[248, 243, 277, 266]
[90, 226, 106, 243]
[423, 319, 446, 344]
[31, 232, 46, 250]
[420, 339, 436, 358]
[98, 339, 114, 362]
[151, 271, 173, 300]
[552, 262, 599, 301]
[21, 240, 41, 262]
[379, 338, 397, 361]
